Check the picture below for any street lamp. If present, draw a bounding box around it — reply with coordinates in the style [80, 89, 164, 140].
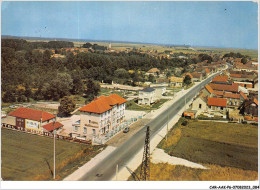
[53, 116, 56, 180]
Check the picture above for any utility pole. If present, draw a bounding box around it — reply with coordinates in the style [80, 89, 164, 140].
[166, 114, 169, 141]
[53, 117, 56, 180]
[116, 164, 118, 181]
[140, 126, 150, 181]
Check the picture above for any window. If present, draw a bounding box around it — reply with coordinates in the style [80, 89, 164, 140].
[92, 129, 96, 135]
[83, 127, 87, 134]
[73, 126, 78, 132]
[199, 104, 202, 109]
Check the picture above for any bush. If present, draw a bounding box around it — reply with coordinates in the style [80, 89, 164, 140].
[182, 120, 188, 126]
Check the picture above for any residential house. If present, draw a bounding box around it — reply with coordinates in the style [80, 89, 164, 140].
[138, 87, 156, 105]
[191, 92, 208, 113]
[78, 94, 127, 139]
[209, 83, 239, 94]
[146, 68, 160, 76]
[191, 72, 203, 82]
[208, 97, 228, 112]
[1, 107, 63, 134]
[242, 98, 258, 117]
[202, 85, 215, 97]
[169, 76, 183, 87]
[211, 75, 229, 84]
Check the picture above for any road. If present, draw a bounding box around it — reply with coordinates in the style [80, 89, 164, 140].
[79, 71, 221, 181]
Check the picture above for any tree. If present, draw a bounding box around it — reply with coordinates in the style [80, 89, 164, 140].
[148, 74, 155, 83]
[58, 96, 76, 117]
[71, 76, 84, 95]
[2, 89, 16, 103]
[241, 57, 248, 64]
[183, 75, 192, 86]
[84, 79, 101, 101]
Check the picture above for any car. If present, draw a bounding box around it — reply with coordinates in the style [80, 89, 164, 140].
[9, 105, 18, 108]
[123, 127, 130, 133]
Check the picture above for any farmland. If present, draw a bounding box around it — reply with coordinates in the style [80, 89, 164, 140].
[1, 128, 105, 180]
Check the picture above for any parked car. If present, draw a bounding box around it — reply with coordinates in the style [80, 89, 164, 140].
[9, 105, 18, 108]
[123, 127, 130, 133]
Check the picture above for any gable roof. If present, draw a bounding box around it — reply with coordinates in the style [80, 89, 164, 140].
[191, 72, 202, 78]
[240, 91, 248, 100]
[223, 93, 240, 99]
[209, 83, 239, 93]
[205, 68, 210, 73]
[79, 94, 127, 114]
[208, 97, 227, 107]
[8, 107, 55, 122]
[205, 85, 214, 94]
[147, 68, 160, 73]
[214, 90, 225, 97]
[42, 121, 63, 132]
[141, 87, 155, 92]
[212, 75, 229, 83]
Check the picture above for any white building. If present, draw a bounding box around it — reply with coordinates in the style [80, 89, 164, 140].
[138, 87, 156, 105]
[77, 94, 127, 139]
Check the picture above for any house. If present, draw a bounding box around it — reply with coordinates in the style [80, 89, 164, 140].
[233, 81, 253, 89]
[190, 72, 203, 82]
[78, 94, 127, 139]
[223, 92, 241, 107]
[1, 107, 63, 134]
[191, 92, 208, 113]
[207, 97, 228, 111]
[169, 76, 183, 87]
[146, 68, 160, 76]
[209, 83, 239, 93]
[138, 87, 156, 105]
[202, 85, 215, 97]
[212, 75, 229, 84]
[154, 86, 166, 100]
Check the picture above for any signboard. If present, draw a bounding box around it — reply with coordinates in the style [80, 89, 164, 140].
[26, 119, 40, 130]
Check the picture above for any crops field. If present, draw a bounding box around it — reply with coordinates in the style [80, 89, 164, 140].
[1, 128, 104, 180]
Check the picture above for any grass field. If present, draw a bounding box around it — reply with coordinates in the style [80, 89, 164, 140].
[1, 128, 105, 181]
[129, 119, 258, 181]
[159, 120, 258, 171]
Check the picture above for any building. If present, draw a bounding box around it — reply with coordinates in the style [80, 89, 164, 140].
[242, 98, 258, 117]
[138, 87, 156, 105]
[212, 75, 229, 84]
[209, 83, 239, 93]
[208, 97, 228, 111]
[78, 94, 127, 139]
[2, 107, 63, 134]
[146, 68, 160, 76]
[169, 76, 183, 87]
[191, 92, 208, 113]
[190, 72, 203, 82]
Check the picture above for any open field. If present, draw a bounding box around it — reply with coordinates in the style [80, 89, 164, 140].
[159, 120, 258, 171]
[1, 128, 105, 180]
[129, 119, 258, 181]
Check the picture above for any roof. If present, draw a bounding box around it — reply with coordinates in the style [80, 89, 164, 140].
[209, 83, 239, 93]
[183, 111, 195, 118]
[79, 94, 127, 114]
[191, 72, 202, 78]
[8, 107, 55, 122]
[212, 75, 229, 83]
[223, 93, 240, 99]
[205, 85, 214, 94]
[140, 87, 155, 92]
[214, 90, 225, 97]
[230, 74, 242, 78]
[208, 97, 227, 107]
[42, 121, 63, 132]
[169, 76, 183, 83]
[147, 68, 160, 73]
[184, 73, 193, 79]
[205, 68, 210, 73]
[244, 116, 258, 122]
[240, 91, 248, 100]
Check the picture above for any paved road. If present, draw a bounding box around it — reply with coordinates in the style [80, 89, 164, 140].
[79, 71, 221, 181]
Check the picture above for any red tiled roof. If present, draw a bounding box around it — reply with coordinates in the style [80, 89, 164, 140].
[253, 98, 258, 105]
[42, 121, 63, 132]
[205, 68, 210, 73]
[8, 107, 55, 122]
[230, 74, 242, 78]
[209, 83, 239, 93]
[212, 75, 229, 83]
[208, 97, 227, 107]
[185, 73, 193, 79]
[79, 94, 127, 114]
[205, 85, 214, 94]
[244, 116, 258, 122]
[240, 91, 248, 100]
[191, 72, 202, 78]
[223, 93, 240, 99]
[214, 91, 225, 97]
[183, 111, 194, 118]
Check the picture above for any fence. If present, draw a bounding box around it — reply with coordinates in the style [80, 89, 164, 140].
[1, 123, 92, 145]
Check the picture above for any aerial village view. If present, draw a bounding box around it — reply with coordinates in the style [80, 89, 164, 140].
[1, 1, 259, 189]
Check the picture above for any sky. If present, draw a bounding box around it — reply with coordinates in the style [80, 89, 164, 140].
[1, 1, 258, 49]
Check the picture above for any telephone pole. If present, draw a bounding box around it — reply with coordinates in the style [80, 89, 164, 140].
[140, 126, 150, 181]
[53, 117, 56, 180]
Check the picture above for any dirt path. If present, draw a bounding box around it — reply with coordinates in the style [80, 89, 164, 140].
[151, 148, 207, 169]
